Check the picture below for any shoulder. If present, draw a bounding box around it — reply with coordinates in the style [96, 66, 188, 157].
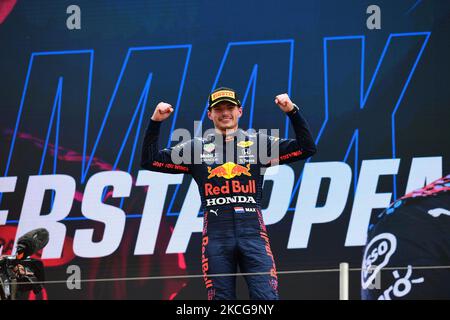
[238, 129, 280, 145]
[368, 180, 450, 241]
[255, 131, 280, 143]
[172, 138, 197, 151]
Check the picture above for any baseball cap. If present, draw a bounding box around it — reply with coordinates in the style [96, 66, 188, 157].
[208, 87, 241, 109]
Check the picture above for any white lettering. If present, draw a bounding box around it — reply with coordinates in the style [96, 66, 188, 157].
[262, 165, 294, 225]
[166, 179, 202, 254]
[0, 176, 17, 227]
[135, 171, 183, 255]
[73, 171, 131, 258]
[15, 174, 75, 259]
[405, 157, 442, 193]
[288, 162, 352, 249]
[345, 159, 400, 246]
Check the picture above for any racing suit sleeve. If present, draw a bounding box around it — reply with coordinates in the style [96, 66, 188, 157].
[263, 105, 317, 166]
[140, 119, 192, 174]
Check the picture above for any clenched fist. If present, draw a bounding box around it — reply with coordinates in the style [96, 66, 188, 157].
[151, 102, 174, 122]
[274, 93, 294, 113]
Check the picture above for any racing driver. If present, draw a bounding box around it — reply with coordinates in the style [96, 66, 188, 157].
[141, 87, 317, 300]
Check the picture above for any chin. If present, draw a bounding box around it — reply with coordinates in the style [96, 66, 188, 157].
[217, 121, 230, 127]
[224, 123, 236, 129]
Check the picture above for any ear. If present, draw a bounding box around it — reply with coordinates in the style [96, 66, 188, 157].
[207, 109, 212, 120]
[237, 106, 243, 118]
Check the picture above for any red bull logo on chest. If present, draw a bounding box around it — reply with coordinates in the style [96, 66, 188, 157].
[207, 162, 251, 179]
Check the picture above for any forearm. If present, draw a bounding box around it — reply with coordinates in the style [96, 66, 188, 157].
[140, 120, 190, 173]
[287, 105, 317, 156]
[141, 119, 162, 168]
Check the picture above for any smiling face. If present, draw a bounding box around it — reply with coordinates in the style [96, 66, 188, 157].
[207, 102, 242, 133]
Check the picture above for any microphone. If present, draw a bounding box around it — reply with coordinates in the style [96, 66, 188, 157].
[15, 228, 49, 260]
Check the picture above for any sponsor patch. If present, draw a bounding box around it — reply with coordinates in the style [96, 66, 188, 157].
[211, 90, 235, 101]
[234, 207, 245, 214]
[205, 195, 256, 206]
[203, 143, 215, 153]
[361, 233, 397, 289]
[237, 140, 254, 148]
[377, 266, 424, 300]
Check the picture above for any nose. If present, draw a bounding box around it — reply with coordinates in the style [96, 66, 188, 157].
[222, 108, 233, 116]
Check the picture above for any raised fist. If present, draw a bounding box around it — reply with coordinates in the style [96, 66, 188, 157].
[274, 93, 294, 113]
[151, 102, 174, 122]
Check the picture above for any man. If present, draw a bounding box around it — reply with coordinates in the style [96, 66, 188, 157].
[141, 87, 317, 300]
[361, 175, 450, 300]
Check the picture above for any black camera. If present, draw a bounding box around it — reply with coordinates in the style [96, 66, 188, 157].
[0, 228, 49, 300]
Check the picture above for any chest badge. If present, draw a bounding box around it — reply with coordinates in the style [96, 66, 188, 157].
[203, 143, 215, 153]
[237, 140, 253, 148]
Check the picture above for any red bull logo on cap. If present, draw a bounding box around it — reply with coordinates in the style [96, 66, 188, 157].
[207, 162, 251, 179]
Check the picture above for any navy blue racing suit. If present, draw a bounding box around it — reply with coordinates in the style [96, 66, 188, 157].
[361, 175, 450, 300]
[141, 106, 316, 300]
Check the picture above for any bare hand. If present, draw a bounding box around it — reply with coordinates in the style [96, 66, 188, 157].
[274, 93, 294, 113]
[151, 102, 174, 122]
